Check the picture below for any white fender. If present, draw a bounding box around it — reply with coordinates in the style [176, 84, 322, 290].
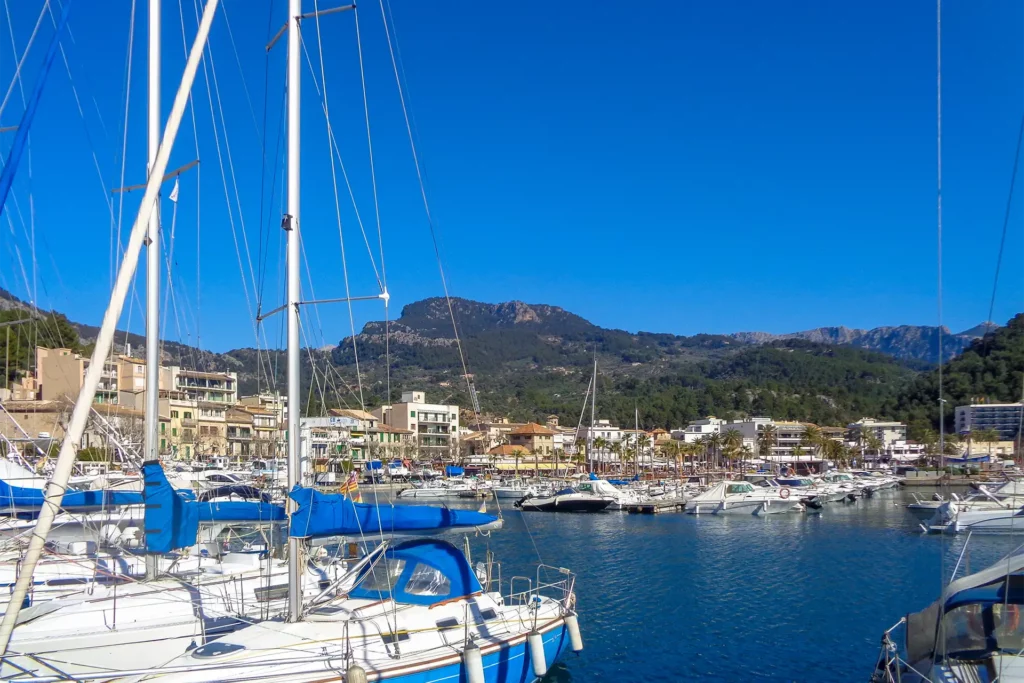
[528, 630, 547, 677]
[463, 639, 485, 683]
[565, 613, 583, 652]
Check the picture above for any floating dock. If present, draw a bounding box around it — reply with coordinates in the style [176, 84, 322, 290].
[625, 498, 687, 514]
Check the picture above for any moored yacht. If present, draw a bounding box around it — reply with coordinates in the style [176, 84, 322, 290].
[515, 484, 614, 512]
[685, 480, 803, 515]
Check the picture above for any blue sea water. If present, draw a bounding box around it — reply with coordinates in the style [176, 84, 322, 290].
[445, 490, 1018, 682]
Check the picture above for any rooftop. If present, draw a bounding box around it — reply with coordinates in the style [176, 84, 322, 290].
[510, 422, 556, 436]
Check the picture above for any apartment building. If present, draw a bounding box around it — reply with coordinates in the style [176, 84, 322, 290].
[226, 407, 255, 461]
[162, 366, 237, 404]
[375, 391, 459, 459]
[672, 417, 726, 443]
[509, 422, 556, 456]
[955, 403, 1024, 441]
[846, 418, 908, 447]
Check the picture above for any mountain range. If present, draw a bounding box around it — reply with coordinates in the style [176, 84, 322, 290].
[0, 288, 1005, 431]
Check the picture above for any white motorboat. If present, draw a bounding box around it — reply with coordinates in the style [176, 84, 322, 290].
[492, 479, 537, 499]
[686, 481, 803, 515]
[923, 498, 1024, 534]
[585, 479, 648, 510]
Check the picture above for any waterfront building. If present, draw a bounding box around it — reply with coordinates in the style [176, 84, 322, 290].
[375, 391, 459, 460]
[954, 402, 1024, 441]
[162, 366, 238, 404]
[327, 408, 379, 462]
[225, 407, 254, 463]
[672, 417, 726, 443]
[509, 422, 556, 456]
[846, 418, 908, 448]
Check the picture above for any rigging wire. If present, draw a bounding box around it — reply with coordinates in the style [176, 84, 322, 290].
[982, 111, 1024, 340]
[305, 8, 365, 409]
[375, 0, 479, 428]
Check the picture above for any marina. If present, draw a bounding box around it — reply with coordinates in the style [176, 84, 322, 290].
[0, 0, 1018, 679]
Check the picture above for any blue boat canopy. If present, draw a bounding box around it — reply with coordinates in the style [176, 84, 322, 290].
[289, 487, 497, 538]
[445, 466, 464, 477]
[348, 539, 482, 606]
[144, 461, 198, 553]
[144, 463, 286, 553]
[0, 478, 143, 511]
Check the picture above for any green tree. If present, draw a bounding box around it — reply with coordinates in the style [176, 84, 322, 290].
[757, 424, 777, 458]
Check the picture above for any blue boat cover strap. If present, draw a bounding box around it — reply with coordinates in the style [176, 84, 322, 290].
[0, 478, 143, 510]
[288, 486, 497, 538]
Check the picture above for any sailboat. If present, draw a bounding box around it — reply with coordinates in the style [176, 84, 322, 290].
[0, 1, 586, 681]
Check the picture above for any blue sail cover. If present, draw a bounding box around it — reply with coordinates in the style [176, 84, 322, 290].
[289, 486, 498, 538]
[143, 462, 198, 553]
[0, 478, 143, 510]
[197, 501, 286, 522]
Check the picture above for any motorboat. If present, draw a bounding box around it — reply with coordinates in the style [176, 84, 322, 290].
[922, 498, 1024, 534]
[583, 479, 649, 510]
[515, 485, 614, 512]
[685, 480, 803, 515]
[493, 479, 538, 499]
[906, 479, 1024, 519]
[873, 547, 1024, 682]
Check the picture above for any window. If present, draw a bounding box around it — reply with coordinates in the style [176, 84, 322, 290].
[185, 446, 190, 457]
[410, 411, 416, 418]
[451, 414, 457, 422]
[184, 412, 192, 419]
[172, 428, 177, 437]
[171, 410, 179, 419]
[160, 438, 166, 450]
[361, 559, 406, 592]
[404, 563, 450, 597]
[161, 423, 166, 434]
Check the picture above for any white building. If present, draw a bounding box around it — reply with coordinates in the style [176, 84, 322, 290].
[375, 391, 460, 460]
[671, 417, 726, 443]
[955, 403, 1024, 441]
[846, 418, 907, 448]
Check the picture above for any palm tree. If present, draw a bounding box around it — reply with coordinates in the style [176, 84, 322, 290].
[592, 436, 608, 473]
[553, 448, 564, 477]
[636, 434, 652, 475]
[801, 424, 822, 457]
[609, 442, 623, 474]
[973, 428, 1000, 460]
[706, 432, 723, 471]
[663, 441, 679, 478]
[513, 447, 529, 477]
[757, 424, 777, 459]
[864, 433, 884, 461]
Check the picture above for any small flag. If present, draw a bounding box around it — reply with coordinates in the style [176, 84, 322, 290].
[339, 471, 359, 497]
[169, 178, 180, 203]
[353, 491, 363, 503]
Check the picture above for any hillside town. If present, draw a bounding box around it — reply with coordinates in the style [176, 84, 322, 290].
[1, 345, 1018, 478]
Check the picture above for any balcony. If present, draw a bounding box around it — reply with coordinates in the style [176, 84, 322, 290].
[227, 429, 253, 441]
[181, 418, 196, 427]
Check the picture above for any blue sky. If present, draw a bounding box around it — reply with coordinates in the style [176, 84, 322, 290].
[0, 0, 1021, 352]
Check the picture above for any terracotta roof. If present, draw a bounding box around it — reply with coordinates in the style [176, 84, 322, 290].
[510, 422, 555, 436]
[374, 423, 412, 434]
[487, 444, 532, 456]
[328, 408, 377, 422]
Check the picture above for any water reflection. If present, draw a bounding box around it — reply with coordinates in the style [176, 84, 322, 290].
[372, 489, 1015, 681]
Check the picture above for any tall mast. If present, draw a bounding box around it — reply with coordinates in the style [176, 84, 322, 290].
[286, 0, 302, 623]
[588, 349, 596, 473]
[0, 0, 221, 651]
[144, 0, 162, 581]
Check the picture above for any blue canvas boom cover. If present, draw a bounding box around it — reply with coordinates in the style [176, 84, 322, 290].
[289, 487, 498, 538]
[143, 463, 285, 553]
[0, 479, 143, 511]
[143, 462, 198, 553]
[196, 501, 286, 522]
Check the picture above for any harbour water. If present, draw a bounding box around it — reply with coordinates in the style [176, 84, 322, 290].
[421, 489, 1018, 681]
